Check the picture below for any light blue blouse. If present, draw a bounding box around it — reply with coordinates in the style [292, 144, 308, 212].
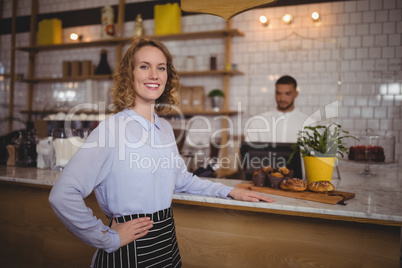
[49, 109, 233, 253]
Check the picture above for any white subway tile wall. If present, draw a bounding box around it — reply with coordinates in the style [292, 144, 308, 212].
[1, 0, 401, 165]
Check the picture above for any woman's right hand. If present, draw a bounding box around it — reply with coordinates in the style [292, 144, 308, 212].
[110, 217, 154, 247]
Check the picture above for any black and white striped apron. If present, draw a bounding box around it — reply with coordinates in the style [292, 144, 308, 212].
[93, 206, 182, 268]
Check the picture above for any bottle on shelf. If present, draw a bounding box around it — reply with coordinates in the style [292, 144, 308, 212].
[210, 54, 217, 70]
[94, 49, 112, 75]
[15, 129, 38, 167]
[0, 61, 6, 105]
[101, 5, 115, 39]
[133, 14, 145, 37]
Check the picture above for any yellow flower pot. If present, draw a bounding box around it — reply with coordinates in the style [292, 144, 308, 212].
[303, 156, 336, 184]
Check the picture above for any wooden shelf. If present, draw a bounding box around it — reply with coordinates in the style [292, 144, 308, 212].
[154, 29, 244, 41]
[20, 109, 242, 117]
[15, 29, 245, 52]
[16, 38, 128, 52]
[179, 70, 244, 76]
[16, 70, 244, 83]
[17, 74, 112, 83]
[161, 110, 241, 117]
[20, 110, 107, 115]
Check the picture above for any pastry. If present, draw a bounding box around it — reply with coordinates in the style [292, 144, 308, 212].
[252, 169, 266, 187]
[253, 169, 262, 176]
[262, 165, 274, 174]
[270, 172, 283, 178]
[307, 181, 335, 192]
[279, 166, 290, 175]
[280, 178, 307, 192]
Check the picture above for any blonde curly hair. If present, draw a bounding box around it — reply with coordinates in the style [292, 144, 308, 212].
[111, 37, 180, 113]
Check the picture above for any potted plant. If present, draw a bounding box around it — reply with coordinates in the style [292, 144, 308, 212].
[208, 89, 225, 111]
[288, 122, 357, 184]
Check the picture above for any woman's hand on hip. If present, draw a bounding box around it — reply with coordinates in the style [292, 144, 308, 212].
[110, 217, 154, 247]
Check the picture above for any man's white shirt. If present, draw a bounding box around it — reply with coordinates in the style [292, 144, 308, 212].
[246, 108, 309, 143]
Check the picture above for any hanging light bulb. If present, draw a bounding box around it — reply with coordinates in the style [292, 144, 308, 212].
[312, 12, 320, 22]
[282, 14, 293, 24]
[259, 15, 269, 26]
[70, 33, 83, 41]
[70, 33, 78, 40]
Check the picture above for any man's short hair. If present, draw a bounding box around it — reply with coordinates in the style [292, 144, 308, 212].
[276, 75, 297, 89]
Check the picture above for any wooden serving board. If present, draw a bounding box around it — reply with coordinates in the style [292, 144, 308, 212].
[236, 182, 355, 205]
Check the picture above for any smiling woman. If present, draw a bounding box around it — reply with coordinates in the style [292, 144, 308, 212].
[131, 46, 168, 121]
[111, 37, 180, 117]
[48, 36, 274, 268]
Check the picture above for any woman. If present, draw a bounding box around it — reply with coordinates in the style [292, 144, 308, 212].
[49, 37, 274, 268]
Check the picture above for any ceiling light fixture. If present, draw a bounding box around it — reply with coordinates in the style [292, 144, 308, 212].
[312, 12, 320, 22]
[282, 14, 293, 24]
[259, 15, 269, 26]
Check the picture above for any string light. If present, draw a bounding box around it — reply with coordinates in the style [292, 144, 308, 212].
[259, 12, 321, 28]
[259, 15, 269, 26]
[282, 14, 293, 24]
[70, 33, 83, 41]
[312, 12, 320, 22]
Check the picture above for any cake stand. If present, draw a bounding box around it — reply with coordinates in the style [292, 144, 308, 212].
[357, 135, 379, 176]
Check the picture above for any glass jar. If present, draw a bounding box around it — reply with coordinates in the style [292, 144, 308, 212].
[52, 128, 86, 170]
[52, 128, 68, 170]
[36, 137, 55, 169]
[15, 130, 38, 167]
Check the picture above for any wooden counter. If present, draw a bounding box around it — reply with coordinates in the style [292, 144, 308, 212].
[0, 165, 401, 267]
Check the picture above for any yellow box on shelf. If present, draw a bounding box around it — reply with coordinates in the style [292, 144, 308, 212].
[38, 18, 62, 45]
[154, 3, 181, 35]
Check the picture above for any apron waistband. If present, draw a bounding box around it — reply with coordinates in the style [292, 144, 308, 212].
[112, 206, 173, 224]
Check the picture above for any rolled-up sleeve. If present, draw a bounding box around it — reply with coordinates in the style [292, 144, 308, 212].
[49, 122, 121, 253]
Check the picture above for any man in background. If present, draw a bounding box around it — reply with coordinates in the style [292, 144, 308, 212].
[246, 75, 308, 143]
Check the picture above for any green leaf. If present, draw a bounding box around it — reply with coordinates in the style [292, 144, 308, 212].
[288, 122, 358, 160]
[208, 89, 225, 97]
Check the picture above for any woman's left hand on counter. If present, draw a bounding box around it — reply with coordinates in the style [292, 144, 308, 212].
[228, 189, 275, 203]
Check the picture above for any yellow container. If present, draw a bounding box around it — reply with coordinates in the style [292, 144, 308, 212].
[38, 18, 62, 45]
[303, 156, 336, 184]
[154, 3, 181, 35]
